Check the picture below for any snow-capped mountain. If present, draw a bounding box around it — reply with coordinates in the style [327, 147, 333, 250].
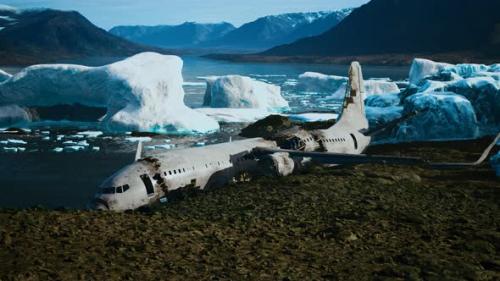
[203, 9, 352, 51]
[109, 22, 236, 49]
[109, 9, 352, 52]
[0, 7, 157, 65]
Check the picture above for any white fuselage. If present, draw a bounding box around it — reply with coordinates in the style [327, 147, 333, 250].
[93, 138, 277, 211]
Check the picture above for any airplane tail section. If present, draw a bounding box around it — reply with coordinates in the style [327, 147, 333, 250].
[335, 62, 369, 131]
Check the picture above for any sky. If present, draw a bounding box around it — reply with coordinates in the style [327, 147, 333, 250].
[2, 0, 369, 29]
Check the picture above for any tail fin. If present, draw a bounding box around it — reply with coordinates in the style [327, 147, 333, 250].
[134, 141, 143, 161]
[335, 62, 369, 131]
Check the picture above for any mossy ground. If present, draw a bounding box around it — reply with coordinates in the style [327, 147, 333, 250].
[0, 138, 499, 280]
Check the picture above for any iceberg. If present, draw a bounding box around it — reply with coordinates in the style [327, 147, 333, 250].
[297, 71, 399, 99]
[297, 72, 347, 93]
[446, 77, 500, 126]
[394, 92, 478, 141]
[196, 108, 272, 123]
[366, 106, 403, 129]
[0, 69, 11, 83]
[409, 58, 453, 85]
[0, 52, 219, 134]
[202, 75, 289, 111]
[365, 93, 400, 107]
[0, 105, 31, 127]
[364, 80, 400, 96]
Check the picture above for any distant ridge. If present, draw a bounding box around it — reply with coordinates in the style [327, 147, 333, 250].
[261, 0, 500, 62]
[110, 9, 352, 52]
[109, 22, 236, 49]
[0, 8, 162, 65]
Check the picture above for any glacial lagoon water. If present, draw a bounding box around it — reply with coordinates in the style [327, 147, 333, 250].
[0, 56, 409, 208]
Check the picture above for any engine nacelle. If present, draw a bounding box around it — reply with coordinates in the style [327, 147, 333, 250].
[257, 152, 295, 177]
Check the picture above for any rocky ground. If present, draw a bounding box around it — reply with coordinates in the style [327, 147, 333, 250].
[0, 137, 499, 280]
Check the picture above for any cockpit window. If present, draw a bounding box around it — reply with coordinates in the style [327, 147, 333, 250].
[101, 184, 130, 194]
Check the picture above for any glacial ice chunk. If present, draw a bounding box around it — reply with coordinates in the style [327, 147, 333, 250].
[0, 52, 219, 134]
[0, 105, 31, 127]
[395, 92, 478, 141]
[409, 58, 453, 85]
[365, 93, 400, 107]
[297, 72, 399, 99]
[297, 72, 347, 93]
[202, 75, 289, 111]
[0, 69, 12, 83]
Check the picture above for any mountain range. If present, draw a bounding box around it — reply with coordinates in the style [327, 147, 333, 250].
[261, 0, 500, 62]
[109, 22, 236, 49]
[0, 7, 158, 65]
[110, 9, 352, 52]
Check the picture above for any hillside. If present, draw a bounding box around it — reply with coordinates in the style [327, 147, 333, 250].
[262, 0, 500, 61]
[205, 10, 352, 51]
[0, 8, 159, 65]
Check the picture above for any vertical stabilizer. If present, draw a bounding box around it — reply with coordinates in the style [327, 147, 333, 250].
[335, 62, 369, 131]
[134, 141, 143, 161]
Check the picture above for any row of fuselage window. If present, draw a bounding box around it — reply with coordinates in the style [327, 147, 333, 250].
[303, 137, 347, 144]
[161, 155, 253, 178]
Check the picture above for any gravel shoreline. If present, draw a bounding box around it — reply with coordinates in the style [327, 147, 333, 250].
[0, 137, 499, 280]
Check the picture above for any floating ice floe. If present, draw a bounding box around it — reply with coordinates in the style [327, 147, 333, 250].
[202, 75, 289, 112]
[77, 140, 89, 147]
[63, 140, 78, 145]
[145, 144, 174, 151]
[287, 113, 338, 122]
[92, 146, 100, 152]
[53, 147, 63, 153]
[42, 136, 50, 141]
[7, 139, 27, 145]
[0, 52, 219, 134]
[196, 108, 272, 123]
[64, 146, 86, 152]
[125, 137, 152, 143]
[2, 147, 19, 153]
